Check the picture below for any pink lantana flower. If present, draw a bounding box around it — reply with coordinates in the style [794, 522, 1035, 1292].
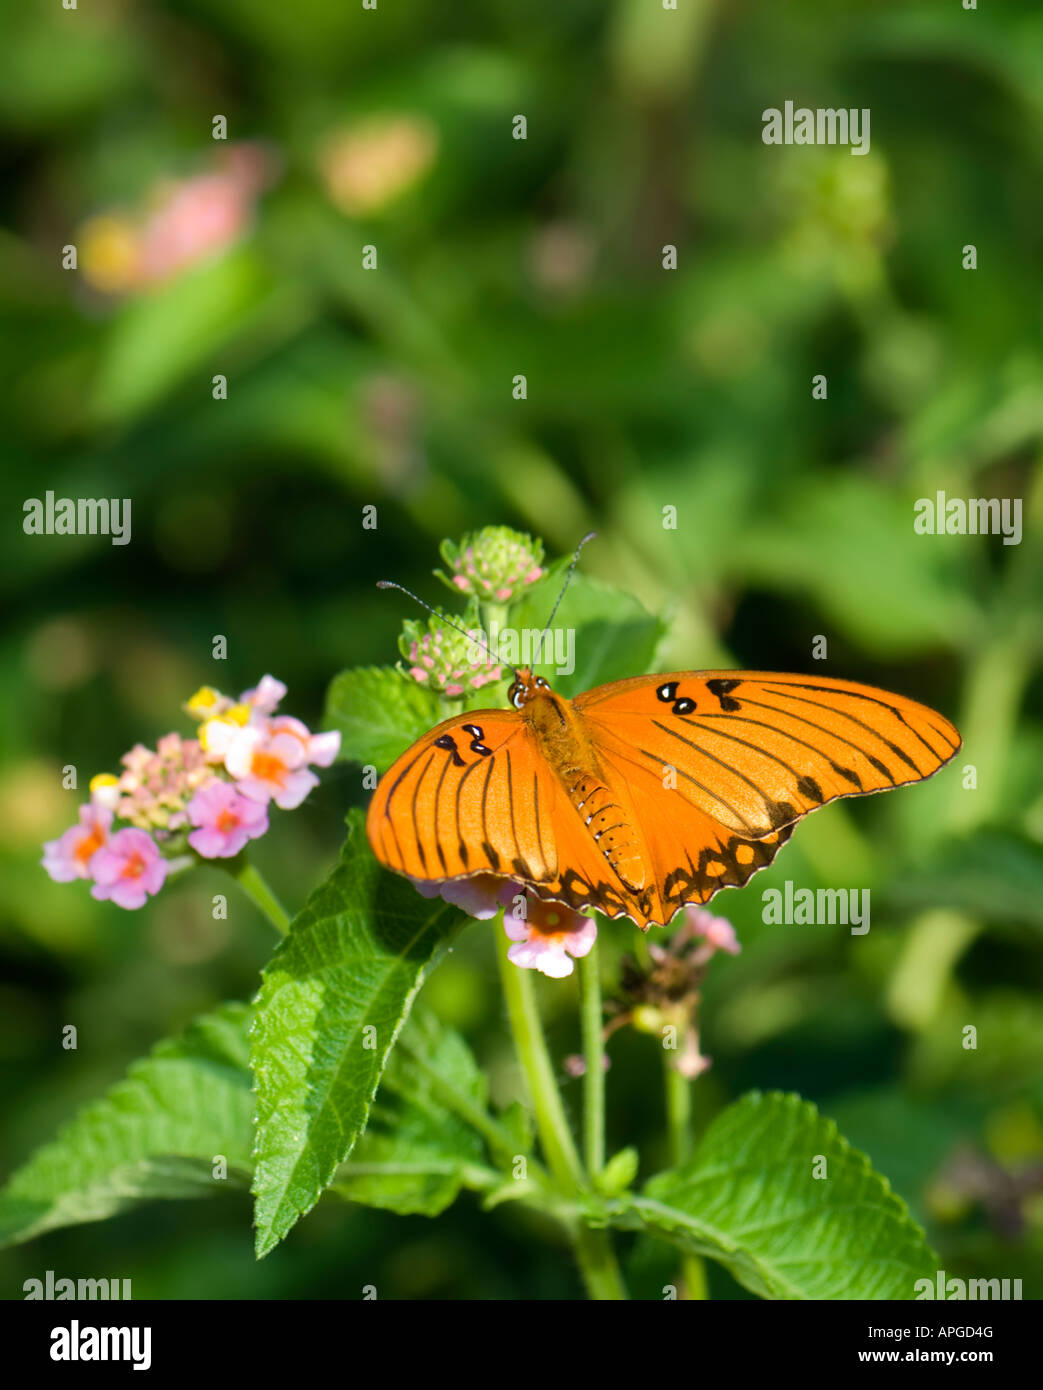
[89, 828, 168, 910]
[240, 675, 287, 715]
[675, 905, 741, 958]
[186, 782, 269, 859]
[408, 873, 505, 919]
[220, 725, 318, 808]
[268, 715, 340, 768]
[42, 803, 113, 883]
[500, 885, 597, 978]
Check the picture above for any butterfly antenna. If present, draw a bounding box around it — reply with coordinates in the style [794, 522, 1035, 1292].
[375, 580, 519, 679]
[542, 530, 596, 638]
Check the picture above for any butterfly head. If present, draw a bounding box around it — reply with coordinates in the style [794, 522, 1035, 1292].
[508, 668, 552, 709]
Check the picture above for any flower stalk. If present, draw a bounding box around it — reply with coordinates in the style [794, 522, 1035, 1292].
[495, 919, 627, 1299]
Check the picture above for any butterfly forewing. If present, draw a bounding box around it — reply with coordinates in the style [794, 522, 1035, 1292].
[575, 670, 961, 840]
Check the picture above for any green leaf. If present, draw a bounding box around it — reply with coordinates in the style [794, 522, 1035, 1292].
[890, 831, 1043, 929]
[250, 811, 461, 1257]
[498, 1099, 535, 1157]
[89, 249, 288, 426]
[323, 665, 443, 771]
[510, 562, 668, 699]
[622, 1091, 936, 1300]
[737, 477, 979, 656]
[332, 1012, 488, 1216]
[0, 1003, 254, 1249]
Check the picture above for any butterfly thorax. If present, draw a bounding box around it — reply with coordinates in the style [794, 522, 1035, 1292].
[518, 676, 647, 894]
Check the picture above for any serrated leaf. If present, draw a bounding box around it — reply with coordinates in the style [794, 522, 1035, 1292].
[622, 1091, 936, 1300]
[0, 1003, 254, 1248]
[250, 812, 461, 1256]
[510, 563, 668, 699]
[323, 665, 443, 771]
[331, 1012, 487, 1216]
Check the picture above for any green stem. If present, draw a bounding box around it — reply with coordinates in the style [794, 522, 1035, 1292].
[663, 1051, 692, 1166]
[495, 920, 584, 1189]
[663, 1047, 708, 1299]
[230, 858, 291, 935]
[579, 946, 606, 1176]
[573, 1224, 629, 1301]
[494, 920, 628, 1299]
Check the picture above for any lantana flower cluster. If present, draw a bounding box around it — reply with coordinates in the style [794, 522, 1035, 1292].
[397, 600, 502, 698]
[435, 526, 545, 604]
[42, 676, 339, 910]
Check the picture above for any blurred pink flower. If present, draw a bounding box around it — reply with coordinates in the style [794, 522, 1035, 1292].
[187, 781, 269, 859]
[140, 173, 244, 282]
[80, 143, 277, 295]
[675, 905, 741, 957]
[89, 828, 168, 910]
[42, 803, 113, 883]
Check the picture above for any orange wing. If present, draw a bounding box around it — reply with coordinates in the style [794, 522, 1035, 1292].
[563, 669, 961, 925]
[369, 672, 960, 932]
[575, 670, 960, 840]
[365, 708, 614, 907]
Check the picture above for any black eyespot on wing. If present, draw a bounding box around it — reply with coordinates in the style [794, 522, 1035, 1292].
[460, 724, 493, 756]
[657, 682, 679, 703]
[434, 733, 465, 767]
[706, 678, 742, 712]
[673, 697, 696, 715]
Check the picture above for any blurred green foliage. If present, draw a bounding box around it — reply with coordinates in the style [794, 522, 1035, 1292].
[1, 0, 1041, 1298]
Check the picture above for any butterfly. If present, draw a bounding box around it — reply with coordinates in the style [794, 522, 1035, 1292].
[366, 664, 961, 931]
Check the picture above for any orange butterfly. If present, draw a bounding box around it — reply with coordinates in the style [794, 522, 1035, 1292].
[366, 663, 961, 931]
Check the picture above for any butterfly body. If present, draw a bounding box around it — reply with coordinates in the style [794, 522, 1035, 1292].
[517, 680, 649, 893]
[366, 667, 960, 930]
